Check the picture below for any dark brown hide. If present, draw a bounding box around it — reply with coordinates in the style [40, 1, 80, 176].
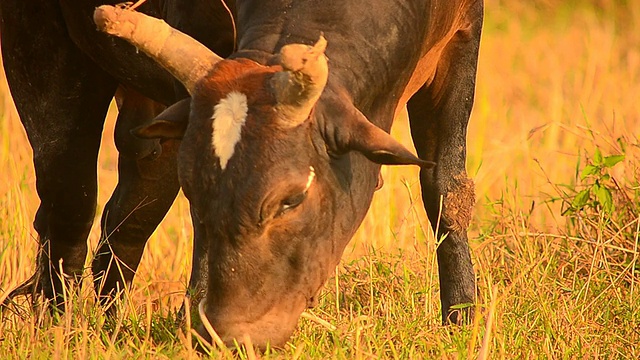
[0, 0, 235, 308]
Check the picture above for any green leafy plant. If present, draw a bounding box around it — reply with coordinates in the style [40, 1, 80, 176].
[563, 148, 625, 216]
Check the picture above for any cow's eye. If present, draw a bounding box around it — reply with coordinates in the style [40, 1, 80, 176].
[278, 191, 307, 216]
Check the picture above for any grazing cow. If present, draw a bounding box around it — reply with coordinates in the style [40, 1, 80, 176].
[0, 0, 235, 305]
[93, 0, 482, 348]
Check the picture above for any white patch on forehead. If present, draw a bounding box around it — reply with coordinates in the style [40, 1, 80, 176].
[305, 166, 316, 192]
[212, 91, 249, 170]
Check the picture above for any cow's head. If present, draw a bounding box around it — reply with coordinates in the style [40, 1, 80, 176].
[95, 6, 432, 349]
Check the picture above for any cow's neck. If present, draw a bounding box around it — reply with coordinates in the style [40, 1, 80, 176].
[233, 0, 434, 130]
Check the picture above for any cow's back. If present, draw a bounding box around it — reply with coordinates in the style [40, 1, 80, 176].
[234, 0, 481, 128]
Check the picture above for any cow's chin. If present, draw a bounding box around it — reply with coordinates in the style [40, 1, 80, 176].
[195, 292, 308, 351]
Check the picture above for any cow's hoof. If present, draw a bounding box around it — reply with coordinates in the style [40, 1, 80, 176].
[444, 303, 475, 326]
[1, 272, 72, 317]
[1, 274, 41, 317]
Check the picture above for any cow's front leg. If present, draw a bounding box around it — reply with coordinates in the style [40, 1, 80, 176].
[1, 0, 117, 308]
[92, 87, 180, 303]
[407, 6, 482, 324]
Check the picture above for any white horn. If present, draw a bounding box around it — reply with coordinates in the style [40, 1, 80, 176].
[94, 5, 223, 95]
[271, 36, 329, 127]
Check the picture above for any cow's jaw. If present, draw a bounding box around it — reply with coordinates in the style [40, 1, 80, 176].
[196, 290, 308, 349]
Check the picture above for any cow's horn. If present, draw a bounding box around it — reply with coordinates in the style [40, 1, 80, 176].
[271, 36, 329, 127]
[94, 5, 222, 95]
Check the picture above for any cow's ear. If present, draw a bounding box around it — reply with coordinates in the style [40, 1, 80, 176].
[131, 98, 190, 139]
[347, 112, 435, 168]
[320, 94, 434, 168]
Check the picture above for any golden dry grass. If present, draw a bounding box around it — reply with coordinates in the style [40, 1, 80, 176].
[1, 0, 639, 358]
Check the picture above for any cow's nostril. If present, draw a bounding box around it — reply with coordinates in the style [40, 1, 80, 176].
[307, 295, 318, 308]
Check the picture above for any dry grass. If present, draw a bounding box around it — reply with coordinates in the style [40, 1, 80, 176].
[1, 0, 639, 358]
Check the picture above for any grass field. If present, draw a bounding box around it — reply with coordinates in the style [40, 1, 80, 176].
[1, 0, 639, 358]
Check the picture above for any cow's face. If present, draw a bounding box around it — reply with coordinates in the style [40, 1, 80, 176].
[180, 59, 339, 347]
[95, 7, 430, 348]
[134, 42, 432, 348]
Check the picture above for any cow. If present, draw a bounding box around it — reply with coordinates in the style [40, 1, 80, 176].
[92, 0, 482, 348]
[3, 0, 482, 350]
[0, 0, 235, 308]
